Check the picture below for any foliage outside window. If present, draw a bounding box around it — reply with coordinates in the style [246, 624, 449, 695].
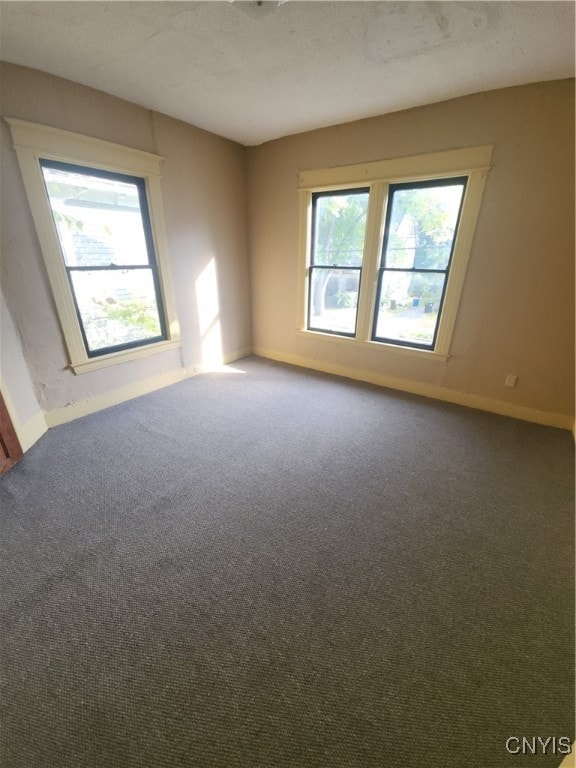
[308, 188, 369, 336]
[300, 147, 491, 357]
[7, 118, 180, 374]
[41, 160, 166, 357]
[373, 178, 466, 349]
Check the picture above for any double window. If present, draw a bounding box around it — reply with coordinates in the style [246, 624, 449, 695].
[8, 119, 180, 373]
[299, 147, 491, 357]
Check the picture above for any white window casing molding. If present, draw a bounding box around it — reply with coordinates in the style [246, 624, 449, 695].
[297, 146, 493, 190]
[297, 145, 492, 358]
[6, 118, 181, 374]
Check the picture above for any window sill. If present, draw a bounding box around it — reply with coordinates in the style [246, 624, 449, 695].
[296, 329, 449, 361]
[70, 339, 182, 374]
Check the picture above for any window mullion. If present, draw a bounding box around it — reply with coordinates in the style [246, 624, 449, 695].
[296, 191, 312, 330]
[356, 182, 387, 341]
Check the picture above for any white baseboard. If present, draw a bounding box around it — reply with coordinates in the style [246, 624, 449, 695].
[191, 347, 254, 373]
[46, 368, 190, 427]
[253, 346, 574, 431]
[17, 410, 49, 452]
[18, 343, 574, 436]
[0, 377, 48, 453]
[45, 347, 253, 428]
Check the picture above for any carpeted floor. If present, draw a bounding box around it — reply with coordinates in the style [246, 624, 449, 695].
[1, 356, 574, 767]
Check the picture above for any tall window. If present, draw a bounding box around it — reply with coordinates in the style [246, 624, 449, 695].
[40, 160, 166, 357]
[373, 178, 466, 350]
[7, 118, 180, 374]
[308, 188, 369, 336]
[299, 147, 491, 357]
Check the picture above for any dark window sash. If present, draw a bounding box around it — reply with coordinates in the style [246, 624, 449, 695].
[40, 158, 168, 358]
[307, 266, 362, 337]
[372, 176, 467, 349]
[310, 187, 370, 268]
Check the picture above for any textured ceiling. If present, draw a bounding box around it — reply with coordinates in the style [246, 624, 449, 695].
[1, 1, 574, 146]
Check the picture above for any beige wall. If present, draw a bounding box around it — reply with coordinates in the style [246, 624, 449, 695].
[1, 64, 573, 437]
[0, 291, 43, 423]
[246, 80, 575, 423]
[0, 63, 251, 414]
[0, 290, 48, 451]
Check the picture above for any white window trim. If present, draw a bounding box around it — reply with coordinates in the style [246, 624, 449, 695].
[6, 118, 181, 374]
[297, 146, 492, 358]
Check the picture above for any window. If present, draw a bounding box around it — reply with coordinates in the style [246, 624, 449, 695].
[299, 147, 491, 358]
[373, 177, 466, 350]
[7, 118, 180, 373]
[40, 160, 167, 357]
[308, 188, 369, 336]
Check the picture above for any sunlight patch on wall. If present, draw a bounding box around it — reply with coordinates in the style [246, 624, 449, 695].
[195, 257, 223, 368]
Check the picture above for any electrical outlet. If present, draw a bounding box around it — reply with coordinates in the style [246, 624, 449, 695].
[505, 374, 517, 388]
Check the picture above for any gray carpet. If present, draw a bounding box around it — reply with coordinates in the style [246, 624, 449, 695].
[1, 356, 573, 767]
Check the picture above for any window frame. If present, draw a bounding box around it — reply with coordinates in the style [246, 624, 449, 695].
[372, 175, 468, 351]
[7, 118, 181, 374]
[297, 146, 492, 359]
[307, 186, 370, 338]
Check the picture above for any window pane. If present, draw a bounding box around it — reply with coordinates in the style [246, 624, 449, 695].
[41, 164, 150, 267]
[69, 269, 162, 353]
[309, 268, 360, 335]
[384, 182, 465, 270]
[313, 191, 369, 267]
[374, 271, 445, 347]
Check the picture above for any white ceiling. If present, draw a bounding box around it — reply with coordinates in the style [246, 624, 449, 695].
[1, 1, 574, 146]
